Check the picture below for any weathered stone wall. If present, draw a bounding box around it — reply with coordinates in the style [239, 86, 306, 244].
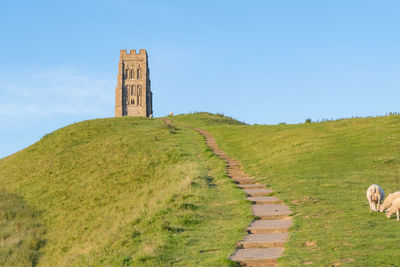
[115, 49, 153, 117]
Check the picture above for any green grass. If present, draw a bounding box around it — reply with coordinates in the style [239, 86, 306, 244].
[172, 112, 400, 266]
[4, 111, 400, 266]
[0, 117, 251, 266]
[0, 190, 45, 267]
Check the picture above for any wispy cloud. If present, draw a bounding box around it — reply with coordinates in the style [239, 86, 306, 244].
[0, 67, 115, 120]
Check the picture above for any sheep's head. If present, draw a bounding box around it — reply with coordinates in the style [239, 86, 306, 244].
[386, 210, 392, 218]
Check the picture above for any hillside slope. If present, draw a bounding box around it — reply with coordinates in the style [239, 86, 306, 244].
[0, 117, 251, 266]
[172, 113, 400, 266]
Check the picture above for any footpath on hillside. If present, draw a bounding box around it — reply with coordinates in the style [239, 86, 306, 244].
[162, 118, 292, 267]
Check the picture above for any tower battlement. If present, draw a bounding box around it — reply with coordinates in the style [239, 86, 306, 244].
[120, 49, 147, 55]
[115, 49, 153, 118]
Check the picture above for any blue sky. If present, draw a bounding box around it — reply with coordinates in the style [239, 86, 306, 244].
[1, 0, 400, 158]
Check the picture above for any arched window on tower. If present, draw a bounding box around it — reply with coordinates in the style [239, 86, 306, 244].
[125, 87, 129, 105]
[137, 85, 141, 105]
[131, 69, 134, 79]
[125, 69, 128, 79]
[137, 69, 140, 80]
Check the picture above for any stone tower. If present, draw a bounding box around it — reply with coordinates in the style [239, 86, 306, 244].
[115, 49, 153, 117]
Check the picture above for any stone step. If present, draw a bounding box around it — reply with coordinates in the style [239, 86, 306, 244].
[230, 248, 284, 266]
[252, 204, 291, 220]
[232, 178, 256, 184]
[228, 172, 243, 176]
[229, 175, 248, 179]
[226, 169, 244, 173]
[247, 196, 281, 204]
[231, 176, 252, 179]
[247, 220, 292, 234]
[228, 173, 249, 179]
[227, 170, 242, 174]
[238, 233, 288, 248]
[244, 189, 274, 197]
[238, 184, 266, 189]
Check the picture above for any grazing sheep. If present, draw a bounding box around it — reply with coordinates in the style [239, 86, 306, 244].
[366, 184, 385, 212]
[385, 198, 400, 221]
[379, 192, 400, 212]
[169, 112, 174, 116]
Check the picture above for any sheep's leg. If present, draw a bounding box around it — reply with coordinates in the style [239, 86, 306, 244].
[377, 197, 381, 212]
[369, 199, 373, 212]
[397, 211, 399, 221]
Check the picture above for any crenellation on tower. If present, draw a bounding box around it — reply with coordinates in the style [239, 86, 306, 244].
[115, 49, 153, 118]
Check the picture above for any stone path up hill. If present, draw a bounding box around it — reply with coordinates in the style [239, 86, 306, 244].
[192, 127, 292, 267]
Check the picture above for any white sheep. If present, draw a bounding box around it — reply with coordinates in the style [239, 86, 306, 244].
[366, 184, 385, 212]
[385, 198, 400, 221]
[379, 192, 400, 212]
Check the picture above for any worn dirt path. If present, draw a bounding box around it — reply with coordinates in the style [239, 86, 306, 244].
[162, 118, 292, 267]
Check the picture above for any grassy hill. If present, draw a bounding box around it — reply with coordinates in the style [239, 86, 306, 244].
[0, 117, 251, 266]
[172, 113, 400, 266]
[3, 113, 400, 266]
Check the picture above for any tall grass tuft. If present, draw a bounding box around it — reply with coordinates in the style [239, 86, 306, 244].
[0, 191, 45, 266]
